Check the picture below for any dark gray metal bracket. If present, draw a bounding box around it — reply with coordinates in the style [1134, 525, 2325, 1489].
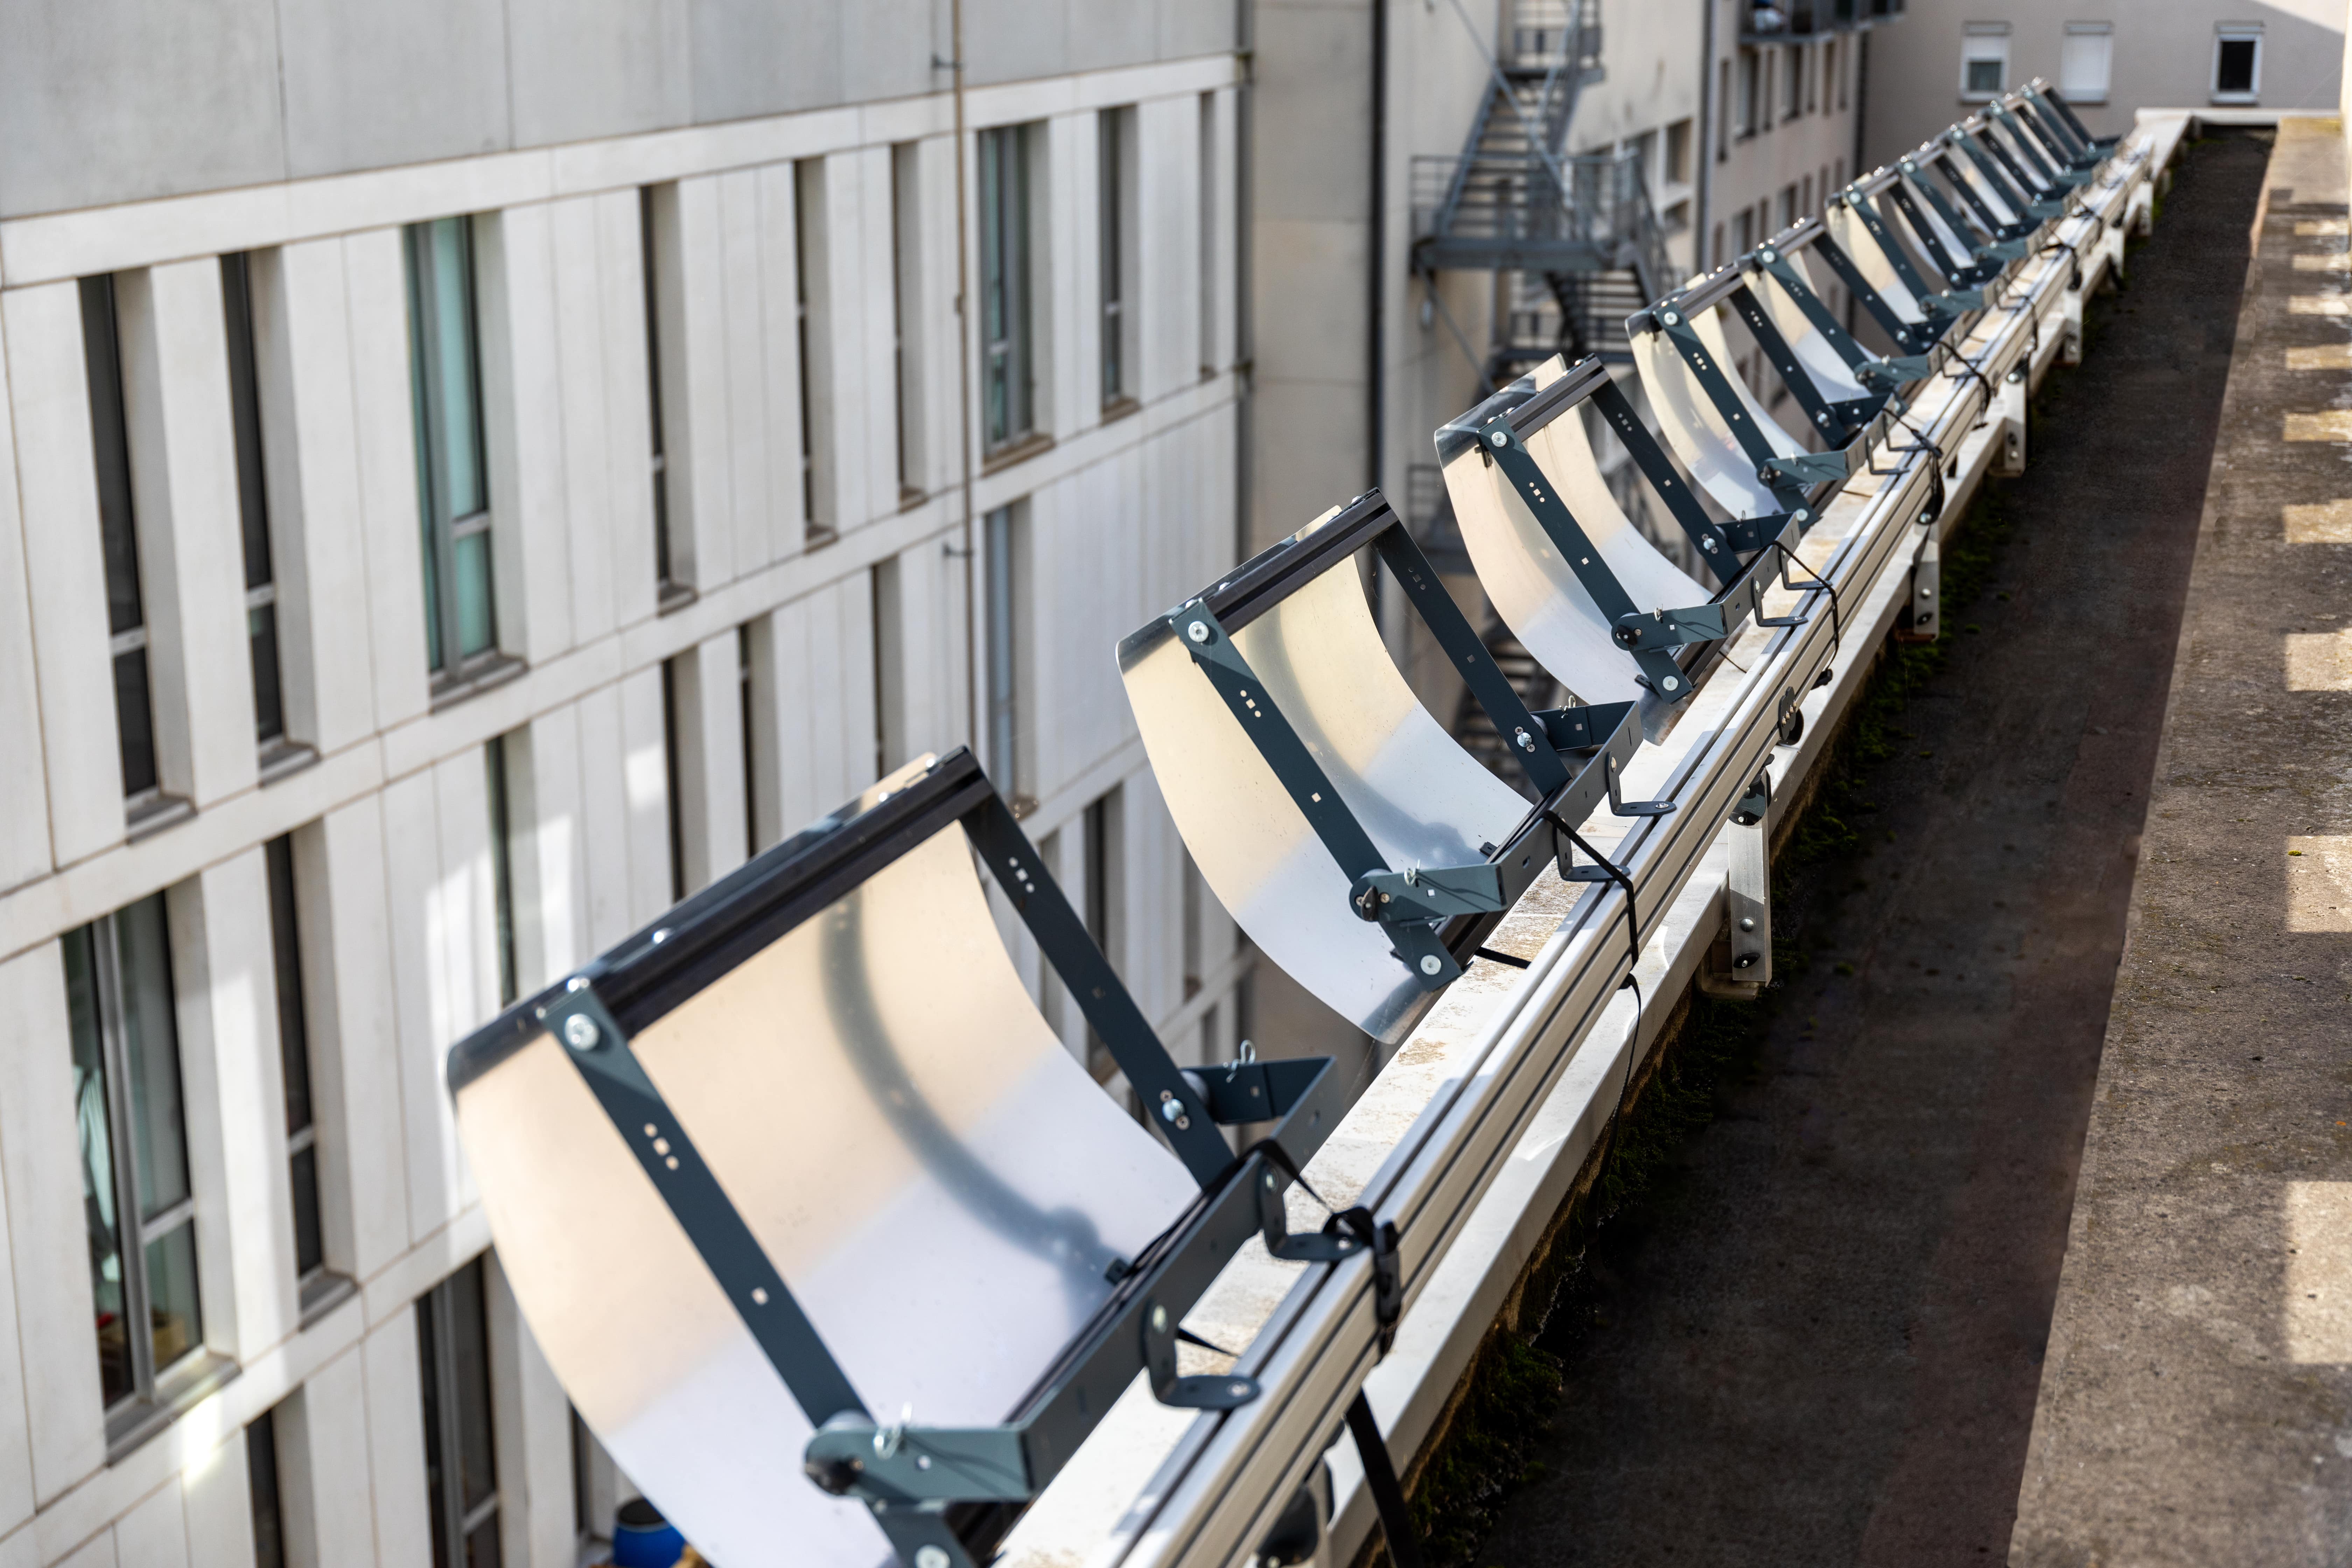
[1169, 601, 1480, 989]
[1843, 188, 1984, 315]
[1954, 126, 2066, 220]
[1749, 242, 1939, 394]
[1806, 223, 1950, 357]
[1719, 273, 1888, 448]
[1643, 305, 1846, 508]
[1900, 153, 2029, 262]
[2026, 83, 2116, 158]
[1929, 139, 2039, 240]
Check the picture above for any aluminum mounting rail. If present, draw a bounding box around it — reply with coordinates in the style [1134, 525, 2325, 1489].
[1016, 120, 2155, 1568]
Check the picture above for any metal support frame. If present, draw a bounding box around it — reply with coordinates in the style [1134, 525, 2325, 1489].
[1699, 768, 1772, 997]
[1166, 491, 1670, 993]
[456, 748, 1365, 1568]
[1714, 268, 1891, 449]
[1841, 179, 1985, 316]
[1951, 122, 2065, 222]
[1899, 150, 2030, 267]
[1748, 234, 1940, 394]
[1806, 214, 1953, 357]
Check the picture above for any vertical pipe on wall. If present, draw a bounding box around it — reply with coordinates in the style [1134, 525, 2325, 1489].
[951, 0, 980, 760]
[1696, 0, 1717, 271]
[1238, 0, 1256, 564]
[1367, 0, 1387, 496]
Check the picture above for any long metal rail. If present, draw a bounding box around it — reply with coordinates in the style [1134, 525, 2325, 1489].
[1006, 119, 2161, 1568]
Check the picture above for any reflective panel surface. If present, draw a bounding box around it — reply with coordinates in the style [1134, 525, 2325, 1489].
[1630, 307, 1809, 520]
[455, 818, 1198, 1567]
[1441, 359, 1710, 710]
[1756, 250, 1873, 404]
[1824, 200, 1926, 322]
[1120, 520, 1531, 1042]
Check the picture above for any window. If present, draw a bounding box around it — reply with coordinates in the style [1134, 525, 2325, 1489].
[418, 1260, 499, 1568]
[2214, 25, 2261, 103]
[1733, 206, 1755, 255]
[1627, 129, 1658, 189]
[2061, 23, 2113, 104]
[1736, 51, 1759, 136]
[979, 125, 1038, 451]
[661, 658, 687, 901]
[1082, 787, 1124, 1079]
[982, 504, 1029, 808]
[640, 188, 679, 602]
[248, 1405, 288, 1568]
[1781, 183, 1800, 230]
[405, 217, 497, 682]
[1663, 198, 1692, 233]
[1961, 26, 2010, 101]
[1824, 40, 1840, 114]
[66, 892, 205, 1432]
[1099, 107, 1132, 408]
[222, 253, 297, 765]
[890, 144, 924, 500]
[81, 275, 163, 815]
[1664, 118, 1694, 185]
[738, 627, 758, 854]
[1783, 46, 1804, 121]
[1199, 94, 1218, 376]
[794, 159, 835, 545]
[1710, 221, 1725, 269]
[486, 737, 518, 1006]
[1181, 851, 1203, 999]
[872, 559, 905, 778]
[1717, 61, 1733, 159]
[265, 835, 337, 1314]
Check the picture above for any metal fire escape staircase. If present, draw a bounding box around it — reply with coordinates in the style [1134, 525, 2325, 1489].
[1410, 0, 1672, 382]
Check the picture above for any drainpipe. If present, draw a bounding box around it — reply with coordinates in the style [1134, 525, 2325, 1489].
[951, 0, 980, 762]
[1368, 0, 1387, 498]
[1696, 0, 1717, 270]
[1238, 0, 1256, 564]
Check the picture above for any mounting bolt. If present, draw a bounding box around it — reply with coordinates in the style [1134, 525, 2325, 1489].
[1419, 954, 1443, 976]
[1160, 1098, 1185, 1125]
[1151, 1304, 1170, 1334]
[1186, 621, 1210, 644]
[1662, 675, 1681, 692]
[1662, 309, 1681, 325]
[1739, 917, 1756, 932]
[916, 1548, 950, 1568]
[1515, 728, 1535, 751]
[1488, 428, 1509, 448]
[1793, 508, 1810, 523]
[562, 1014, 600, 1052]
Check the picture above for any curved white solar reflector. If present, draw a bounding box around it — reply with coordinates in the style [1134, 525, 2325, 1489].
[1749, 244, 1877, 407]
[1120, 491, 1657, 1044]
[1440, 358, 1717, 713]
[1822, 192, 1930, 326]
[447, 749, 1356, 1568]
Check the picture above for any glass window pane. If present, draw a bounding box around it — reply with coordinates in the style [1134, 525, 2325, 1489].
[430, 221, 485, 521]
[114, 892, 190, 1223]
[289, 1144, 323, 1279]
[446, 1264, 498, 1513]
[265, 837, 311, 1133]
[463, 1519, 502, 1568]
[250, 601, 285, 744]
[220, 254, 274, 594]
[113, 649, 158, 798]
[144, 1220, 203, 1373]
[453, 531, 495, 659]
[80, 275, 144, 639]
[419, 1298, 450, 1568]
[66, 928, 131, 1408]
[248, 1412, 286, 1568]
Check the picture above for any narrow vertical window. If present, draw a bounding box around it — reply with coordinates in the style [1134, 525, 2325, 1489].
[2213, 27, 2260, 102]
[1081, 788, 1124, 1080]
[418, 1260, 499, 1568]
[1199, 94, 1218, 376]
[265, 835, 332, 1310]
[979, 125, 1036, 451]
[486, 737, 518, 1007]
[1098, 108, 1127, 407]
[248, 1405, 288, 1568]
[222, 253, 295, 762]
[66, 891, 207, 1434]
[890, 144, 923, 500]
[982, 504, 1027, 808]
[737, 626, 757, 855]
[661, 659, 687, 902]
[872, 558, 904, 778]
[81, 275, 162, 813]
[405, 216, 496, 682]
[640, 188, 676, 600]
[1181, 851, 1203, 999]
[794, 159, 835, 546]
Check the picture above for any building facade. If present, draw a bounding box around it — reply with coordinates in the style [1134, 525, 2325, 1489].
[1863, 0, 2346, 165]
[0, 5, 1250, 1565]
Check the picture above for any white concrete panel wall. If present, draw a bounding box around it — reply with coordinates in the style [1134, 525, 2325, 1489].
[485, 1256, 573, 1568]
[0, 942, 109, 1504]
[5, 281, 123, 868]
[0, 54, 1247, 1563]
[115, 260, 258, 808]
[342, 227, 434, 733]
[254, 239, 382, 755]
[0, 354, 50, 895]
[478, 205, 573, 668]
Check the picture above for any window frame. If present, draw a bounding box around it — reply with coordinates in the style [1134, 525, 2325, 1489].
[80, 273, 168, 819]
[2212, 26, 2262, 104]
[221, 251, 302, 768]
[982, 502, 1030, 810]
[1959, 28, 2010, 103]
[405, 216, 501, 687]
[417, 1260, 501, 1568]
[979, 124, 1039, 453]
[67, 892, 224, 1449]
[2059, 22, 2114, 106]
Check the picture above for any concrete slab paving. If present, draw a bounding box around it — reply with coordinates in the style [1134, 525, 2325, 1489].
[2009, 119, 2352, 1567]
[1471, 132, 2270, 1568]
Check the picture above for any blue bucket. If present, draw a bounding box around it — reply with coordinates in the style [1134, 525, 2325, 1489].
[612, 1498, 686, 1567]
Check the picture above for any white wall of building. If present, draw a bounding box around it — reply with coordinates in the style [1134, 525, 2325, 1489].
[0, 34, 1248, 1568]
